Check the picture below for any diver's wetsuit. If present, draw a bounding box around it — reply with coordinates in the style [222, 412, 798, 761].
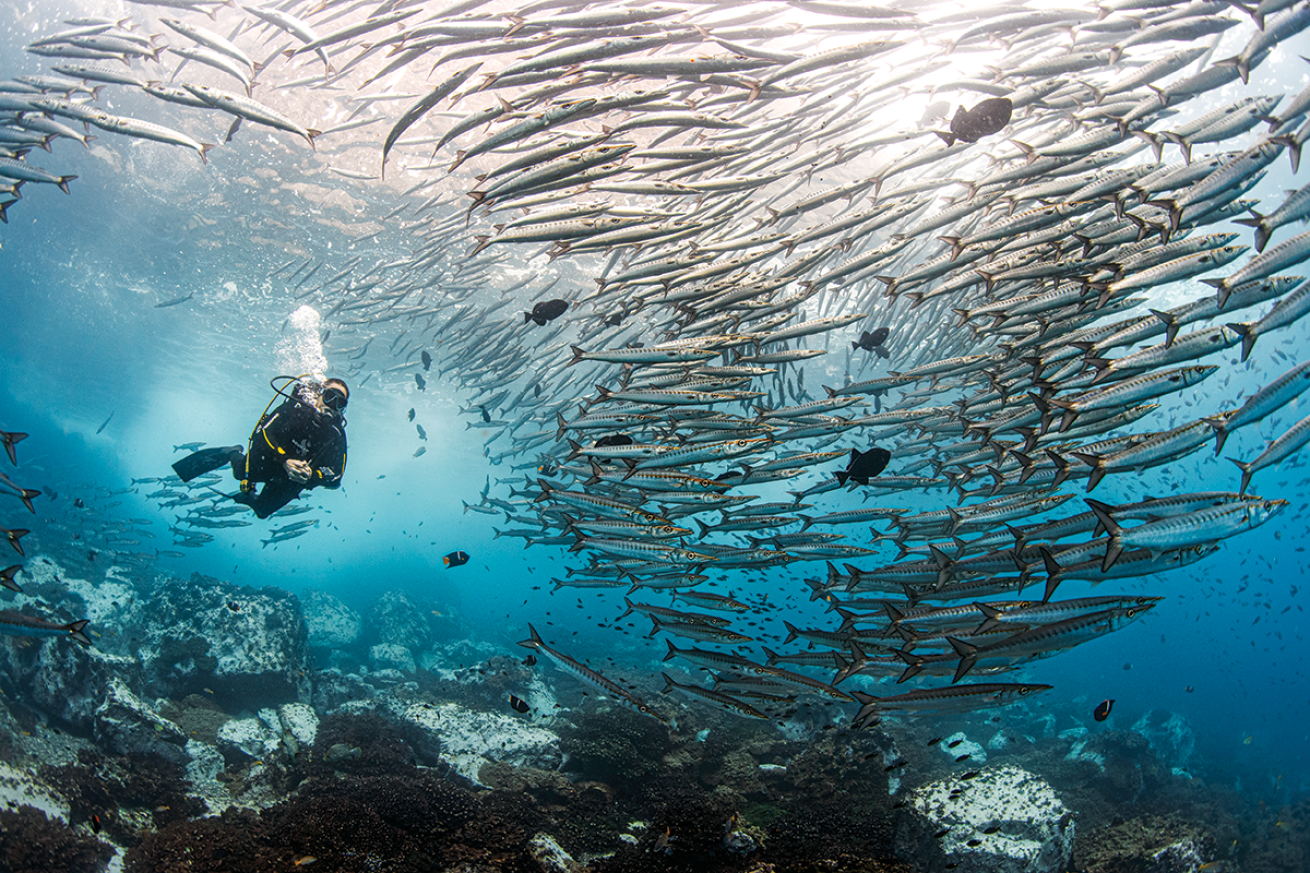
[231, 394, 347, 519]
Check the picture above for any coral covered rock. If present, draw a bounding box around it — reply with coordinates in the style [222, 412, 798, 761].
[131, 574, 310, 707]
[894, 765, 1074, 873]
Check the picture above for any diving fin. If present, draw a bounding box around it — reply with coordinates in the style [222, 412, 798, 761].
[172, 446, 243, 483]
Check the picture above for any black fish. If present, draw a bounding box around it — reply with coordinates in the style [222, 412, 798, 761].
[416, 424, 427, 441]
[224, 116, 241, 143]
[421, 350, 432, 371]
[227, 601, 241, 612]
[90, 814, 101, 834]
[96, 412, 114, 435]
[524, 299, 568, 326]
[936, 97, 1012, 147]
[480, 406, 491, 423]
[407, 408, 415, 421]
[522, 654, 536, 667]
[852, 327, 891, 358]
[834, 447, 890, 486]
[533, 384, 542, 398]
[594, 434, 633, 448]
[1093, 699, 1114, 722]
[443, 550, 469, 568]
[415, 373, 426, 391]
[508, 694, 530, 713]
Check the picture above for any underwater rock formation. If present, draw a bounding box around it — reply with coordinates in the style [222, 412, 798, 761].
[131, 574, 310, 706]
[300, 589, 361, 649]
[1130, 711, 1197, 775]
[895, 765, 1074, 873]
[92, 676, 188, 764]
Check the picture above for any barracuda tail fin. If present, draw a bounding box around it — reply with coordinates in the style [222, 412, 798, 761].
[947, 636, 978, 684]
[1038, 546, 1064, 602]
[1229, 457, 1255, 495]
[0, 565, 21, 593]
[65, 619, 91, 648]
[1229, 322, 1257, 362]
[783, 620, 801, 644]
[1204, 416, 1231, 456]
[834, 607, 858, 633]
[3, 528, 29, 558]
[518, 623, 544, 649]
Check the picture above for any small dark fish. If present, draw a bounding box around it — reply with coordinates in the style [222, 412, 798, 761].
[421, 350, 432, 371]
[835, 447, 890, 486]
[883, 759, 906, 772]
[533, 383, 542, 398]
[852, 327, 890, 356]
[933, 828, 950, 839]
[955, 753, 972, 762]
[522, 654, 536, 667]
[90, 814, 101, 834]
[947, 738, 964, 748]
[480, 406, 491, 423]
[96, 412, 114, 435]
[0, 431, 26, 466]
[154, 292, 194, 308]
[960, 770, 980, 780]
[936, 97, 1012, 146]
[407, 408, 415, 421]
[508, 694, 530, 713]
[416, 424, 427, 441]
[1185, 686, 1194, 693]
[1094, 699, 1114, 722]
[413, 446, 427, 458]
[224, 116, 241, 143]
[74, 498, 85, 508]
[982, 826, 1000, 835]
[594, 434, 633, 448]
[524, 299, 568, 326]
[415, 373, 426, 391]
[227, 601, 241, 612]
[927, 736, 943, 746]
[443, 550, 469, 568]
[966, 839, 982, 847]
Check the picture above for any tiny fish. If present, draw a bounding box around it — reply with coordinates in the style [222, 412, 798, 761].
[947, 738, 964, 748]
[1094, 699, 1114, 722]
[955, 753, 972, 762]
[443, 550, 469, 568]
[407, 408, 415, 421]
[413, 446, 426, 458]
[415, 373, 426, 391]
[509, 694, 530, 713]
[522, 654, 536, 666]
[960, 770, 980, 780]
[421, 350, 432, 371]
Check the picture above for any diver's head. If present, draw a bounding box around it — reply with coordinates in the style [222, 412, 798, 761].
[322, 378, 349, 412]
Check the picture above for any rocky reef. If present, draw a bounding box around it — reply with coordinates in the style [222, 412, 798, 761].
[0, 557, 1303, 873]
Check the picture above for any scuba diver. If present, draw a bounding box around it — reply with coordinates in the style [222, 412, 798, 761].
[172, 376, 349, 519]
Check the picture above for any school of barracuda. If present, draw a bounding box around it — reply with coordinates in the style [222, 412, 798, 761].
[5, 0, 1310, 727]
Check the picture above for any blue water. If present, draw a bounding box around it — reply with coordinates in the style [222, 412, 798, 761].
[2, 0, 1310, 817]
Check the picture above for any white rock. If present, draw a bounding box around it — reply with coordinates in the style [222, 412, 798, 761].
[0, 760, 69, 821]
[939, 732, 986, 765]
[93, 677, 188, 762]
[529, 833, 579, 873]
[895, 765, 1074, 873]
[216, 717, 281, 760]
[184, 740, 230, 813]
[301, 589, 361, 647]
[389, 700, 561, 786]
[369, 643, 415, 673]
[278, 702, 319, 747]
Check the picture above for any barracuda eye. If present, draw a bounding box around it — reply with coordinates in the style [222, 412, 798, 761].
[1019, 687, 1030, 695]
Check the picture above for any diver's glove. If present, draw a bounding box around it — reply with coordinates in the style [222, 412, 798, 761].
[285, 459, 312, 484]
